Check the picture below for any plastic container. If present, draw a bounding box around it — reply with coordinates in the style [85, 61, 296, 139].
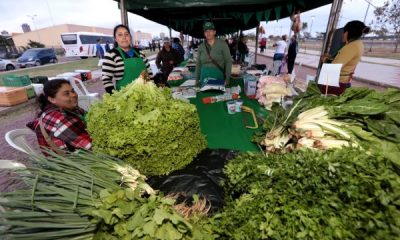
[30, 76, 49, 85]
[235, 100, 243, 112]
[226, 101, 236, 114]
[1, 75, 31, 87]
[243, 74, 258, 99]
[74, 70, 92, 81]
[24, 85, 36, 99]
[0, 87, 28, 106]
[32, 84, 44, 96]
[56, 72, 81, 80]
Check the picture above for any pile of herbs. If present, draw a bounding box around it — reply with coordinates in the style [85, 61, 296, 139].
[254, 83, 400, 168]
[212, 148, 400, 240]
[92, 189, 215, 240]
[86, 80, 207, 176]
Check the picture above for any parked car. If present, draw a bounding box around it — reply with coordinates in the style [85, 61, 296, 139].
[0, 58, 16, 71]
[16, 48, 57, 68]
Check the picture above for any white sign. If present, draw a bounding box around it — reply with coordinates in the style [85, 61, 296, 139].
[317, 63, 342, 87]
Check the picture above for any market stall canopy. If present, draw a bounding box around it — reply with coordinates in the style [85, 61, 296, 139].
[117, 0, 332, 38]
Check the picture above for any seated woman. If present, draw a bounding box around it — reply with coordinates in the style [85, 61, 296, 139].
[319, 20, 370, 95]
[27, 79, 92, 153]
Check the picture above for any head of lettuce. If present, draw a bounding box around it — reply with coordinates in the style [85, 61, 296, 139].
[86, 78, 207, 176]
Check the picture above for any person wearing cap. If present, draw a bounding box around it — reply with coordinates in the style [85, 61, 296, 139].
[156, 39, 181, 79]
[196, 21, 232, 86]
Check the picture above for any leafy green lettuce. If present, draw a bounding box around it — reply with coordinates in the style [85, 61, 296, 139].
[87, 81, 207, 176]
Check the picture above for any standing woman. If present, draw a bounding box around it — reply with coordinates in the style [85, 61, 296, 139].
[102, 24, 153, 94]
[319, 20, 370, 95]
[196, 22, 232, 87]
[287, 34, 298, 74]
[27, 79, 92, 153]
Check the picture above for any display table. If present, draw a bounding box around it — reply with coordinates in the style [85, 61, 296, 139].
[190, 78, 267, 152]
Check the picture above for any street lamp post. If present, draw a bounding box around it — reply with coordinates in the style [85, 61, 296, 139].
[309, 16, 315, 38]
[27, 14, 41, 43]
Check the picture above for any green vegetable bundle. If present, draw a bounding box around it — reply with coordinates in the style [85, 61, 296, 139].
[256, 84, 400, 167]
[86, 80, 207, 176]
[0, 151, 214, 240]
[92, 189, 215, 240]
[213, 148, 400, 239]
[0, 150, 153, 240]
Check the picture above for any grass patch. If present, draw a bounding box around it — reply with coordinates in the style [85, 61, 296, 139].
[0, 50, 159, 79]
[0, 58, 100, 78]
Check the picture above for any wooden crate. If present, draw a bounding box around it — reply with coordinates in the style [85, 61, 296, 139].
[0, 87, 29, 106]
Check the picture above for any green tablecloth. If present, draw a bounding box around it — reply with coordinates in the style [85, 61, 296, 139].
[190, 78, 267, 152]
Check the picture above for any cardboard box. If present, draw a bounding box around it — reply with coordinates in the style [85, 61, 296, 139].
[0, 87, 28, 106]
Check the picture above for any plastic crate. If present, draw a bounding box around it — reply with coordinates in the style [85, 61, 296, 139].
[2, 75, 31, 87]
[30, 76, 49, 85]
[25, 85, 36, 99]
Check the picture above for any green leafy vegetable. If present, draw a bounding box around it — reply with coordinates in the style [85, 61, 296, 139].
[87, 81, 207, 176]
[214, 148, 400, 240]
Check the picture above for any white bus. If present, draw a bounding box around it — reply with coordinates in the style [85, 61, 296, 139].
[60, 32, 114, 58]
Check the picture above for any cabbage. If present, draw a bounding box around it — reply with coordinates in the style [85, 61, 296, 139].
[86, 80, 207, 176]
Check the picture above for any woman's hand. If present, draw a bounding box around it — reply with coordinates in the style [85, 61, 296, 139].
[321, 53, 331, 63]
[224, 79, 230, 87]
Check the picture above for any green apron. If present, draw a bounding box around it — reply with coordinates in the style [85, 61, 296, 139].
[116, 47, 147, 90]
[199, 66, 224, 87]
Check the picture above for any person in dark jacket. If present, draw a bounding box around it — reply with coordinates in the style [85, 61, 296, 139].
[172, 38, 185, 63]
[237, 36, 249, 64]
[96, 39, 105, 59]
[287, 34, 298, 74]
[156, 40, 181, 78]
[105, 41, 111, 52]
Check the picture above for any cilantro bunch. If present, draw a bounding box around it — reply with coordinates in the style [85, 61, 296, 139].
[212, 149, 400, 239]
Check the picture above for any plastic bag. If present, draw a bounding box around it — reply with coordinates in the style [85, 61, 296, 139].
[147, 149, 238, 213]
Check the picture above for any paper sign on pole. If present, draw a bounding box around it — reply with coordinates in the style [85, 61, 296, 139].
[317, 63, 342, 87]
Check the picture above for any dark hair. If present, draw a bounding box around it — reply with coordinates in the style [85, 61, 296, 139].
[113, 24, 131, 48]
[344, 20, 370, 41]
[38, 79, 70, 111]
[173, 37, 180, 43]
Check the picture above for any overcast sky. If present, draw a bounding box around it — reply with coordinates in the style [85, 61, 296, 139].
[0, 0, 388, 38]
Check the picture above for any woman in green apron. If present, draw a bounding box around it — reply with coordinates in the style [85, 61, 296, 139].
[195, 22, 232, 87]
[101, 24, 153, 94]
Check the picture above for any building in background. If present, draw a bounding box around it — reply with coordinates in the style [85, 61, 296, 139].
[132, 30, 152, 45]
[12, 24, 113, 50]
[160, 32, 165, 39]
[21, 23, 31, 33]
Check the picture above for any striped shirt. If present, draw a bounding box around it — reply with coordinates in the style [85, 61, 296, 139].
[101, 47, 153, 93]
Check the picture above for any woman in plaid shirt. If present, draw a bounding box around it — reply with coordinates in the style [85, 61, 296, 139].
[27, 79, 92, 152]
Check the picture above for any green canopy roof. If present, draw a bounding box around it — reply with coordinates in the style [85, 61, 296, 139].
[120, 0, 332, 37]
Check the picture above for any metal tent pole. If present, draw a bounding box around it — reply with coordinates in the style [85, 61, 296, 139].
[255, 24, 260, 64]
[120, 0, 129, 26]
[316, 0, 344, 80]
